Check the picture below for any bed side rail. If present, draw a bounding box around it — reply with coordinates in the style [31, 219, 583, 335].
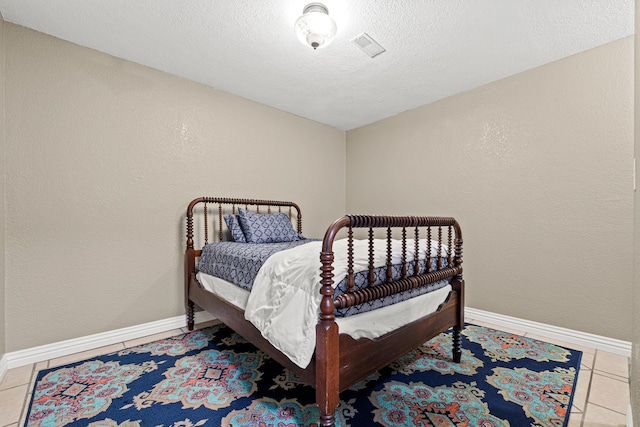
[319, 215, 463, 320]
[186, 196, 303, 250]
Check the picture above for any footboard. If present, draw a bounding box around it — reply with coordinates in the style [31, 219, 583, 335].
[320, 214, 463, 319]
[315, 215, 464, 426]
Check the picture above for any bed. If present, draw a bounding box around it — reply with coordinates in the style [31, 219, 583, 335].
[185, 197, 464, 427]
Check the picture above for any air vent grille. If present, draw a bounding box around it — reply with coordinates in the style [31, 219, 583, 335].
[351, 32, 386, 58]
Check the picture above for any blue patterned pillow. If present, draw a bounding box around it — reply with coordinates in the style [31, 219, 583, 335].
[224, 214, 247, 243]
[237, 208, 303, 244]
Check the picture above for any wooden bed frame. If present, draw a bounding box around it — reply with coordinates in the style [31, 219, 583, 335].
[185, 197, 464, 427]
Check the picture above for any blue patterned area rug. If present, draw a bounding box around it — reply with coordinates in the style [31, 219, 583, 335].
[24, 323, 581, 427]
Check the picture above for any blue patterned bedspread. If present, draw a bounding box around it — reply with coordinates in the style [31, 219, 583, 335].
[333, 259, 450, 317]
[198, 240, 317, 292]
[198, 241, 450, 317]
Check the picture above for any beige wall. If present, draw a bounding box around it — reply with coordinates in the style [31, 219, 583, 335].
[347, 38, 634, 341]
[4, 24, 346, 352]
[0, 15, 5, 358]
[632, 0, 639, 423]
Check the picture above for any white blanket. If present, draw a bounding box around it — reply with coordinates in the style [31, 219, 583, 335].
[244, 238, 449, 368]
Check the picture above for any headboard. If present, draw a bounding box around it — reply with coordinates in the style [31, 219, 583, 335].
[185, 197, 303, 251]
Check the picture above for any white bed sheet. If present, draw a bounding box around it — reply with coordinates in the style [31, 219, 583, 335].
[196, 270, 451, 366]
[196, 271, 250, 309]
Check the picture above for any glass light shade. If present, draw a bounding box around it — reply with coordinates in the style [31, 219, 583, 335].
[294, 3, 337, 49]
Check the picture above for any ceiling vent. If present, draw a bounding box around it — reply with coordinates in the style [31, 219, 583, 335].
[351, 32, 386, 58]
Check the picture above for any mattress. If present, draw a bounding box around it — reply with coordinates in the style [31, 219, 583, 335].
[196, 271, 451, 358]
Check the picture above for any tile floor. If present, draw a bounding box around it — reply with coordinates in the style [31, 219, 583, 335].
[0, 319, 631, 427]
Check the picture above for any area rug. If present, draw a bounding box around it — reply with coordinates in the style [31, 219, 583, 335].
[24, 323, 581, 427]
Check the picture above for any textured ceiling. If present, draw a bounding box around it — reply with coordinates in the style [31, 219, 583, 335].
[0, 0, 634, 130]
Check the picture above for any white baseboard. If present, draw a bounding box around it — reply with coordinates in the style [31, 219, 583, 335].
[0, 353, 8, 384]
[4, 307, 631, 370]
[5, 311, 215, 369]
[466, 307, 632, 357]
[628, 404, 633, 427]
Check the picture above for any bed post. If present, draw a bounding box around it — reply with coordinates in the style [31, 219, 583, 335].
[317, 250, 339, 427]
[316, 216, 349, 427]
[451, 221, 464, 363]
[185, 251, 195, 331]
[185, 198, 200, 331]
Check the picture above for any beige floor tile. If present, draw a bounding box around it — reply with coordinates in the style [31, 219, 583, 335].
[20, 394, 31, 425]
[28, 361, 49, 392]
[580, 350, 596, 370]
[571, 366, 592, 412]
[566, 411, 583, 427]
[32, 361, 48, 376]
[594, 350, 629, 379]
[34, 361, 48, 371]
[0, 384, 28, 426]
[124, 328, 185, 348]
[48, 343, 125, 368]
[588, 373, 630, 415]
[582, 404, 627, 426]
[0, 364, 33, 391]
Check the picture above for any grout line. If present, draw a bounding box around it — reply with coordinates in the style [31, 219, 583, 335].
[578, 373, 592, 426]
[592, 369, 629, 383]
[20, 363, 39, 425]
[20, 392, 30, 426]
[0, 382, 27, 392]
[578, 348, 597, 427]
[587, 401, 629, 417]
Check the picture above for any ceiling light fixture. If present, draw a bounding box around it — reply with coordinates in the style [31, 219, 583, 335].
[294, 3, 337, 50]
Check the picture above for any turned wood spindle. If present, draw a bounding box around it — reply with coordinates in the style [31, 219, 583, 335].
[347, 227, 354, 292]
[368, 227, 375, 286]
[386, 227, 393, 283]
[186, 211, 194, 250]
[426, 226, 432, 272]
[401, 227, 407, 278]
[218, 203, 223, 242]
[437, 226, 443, 269]
[204, 202, 209, 245]
[414, 226, 420, 276]
[448, 225, 453, 266]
